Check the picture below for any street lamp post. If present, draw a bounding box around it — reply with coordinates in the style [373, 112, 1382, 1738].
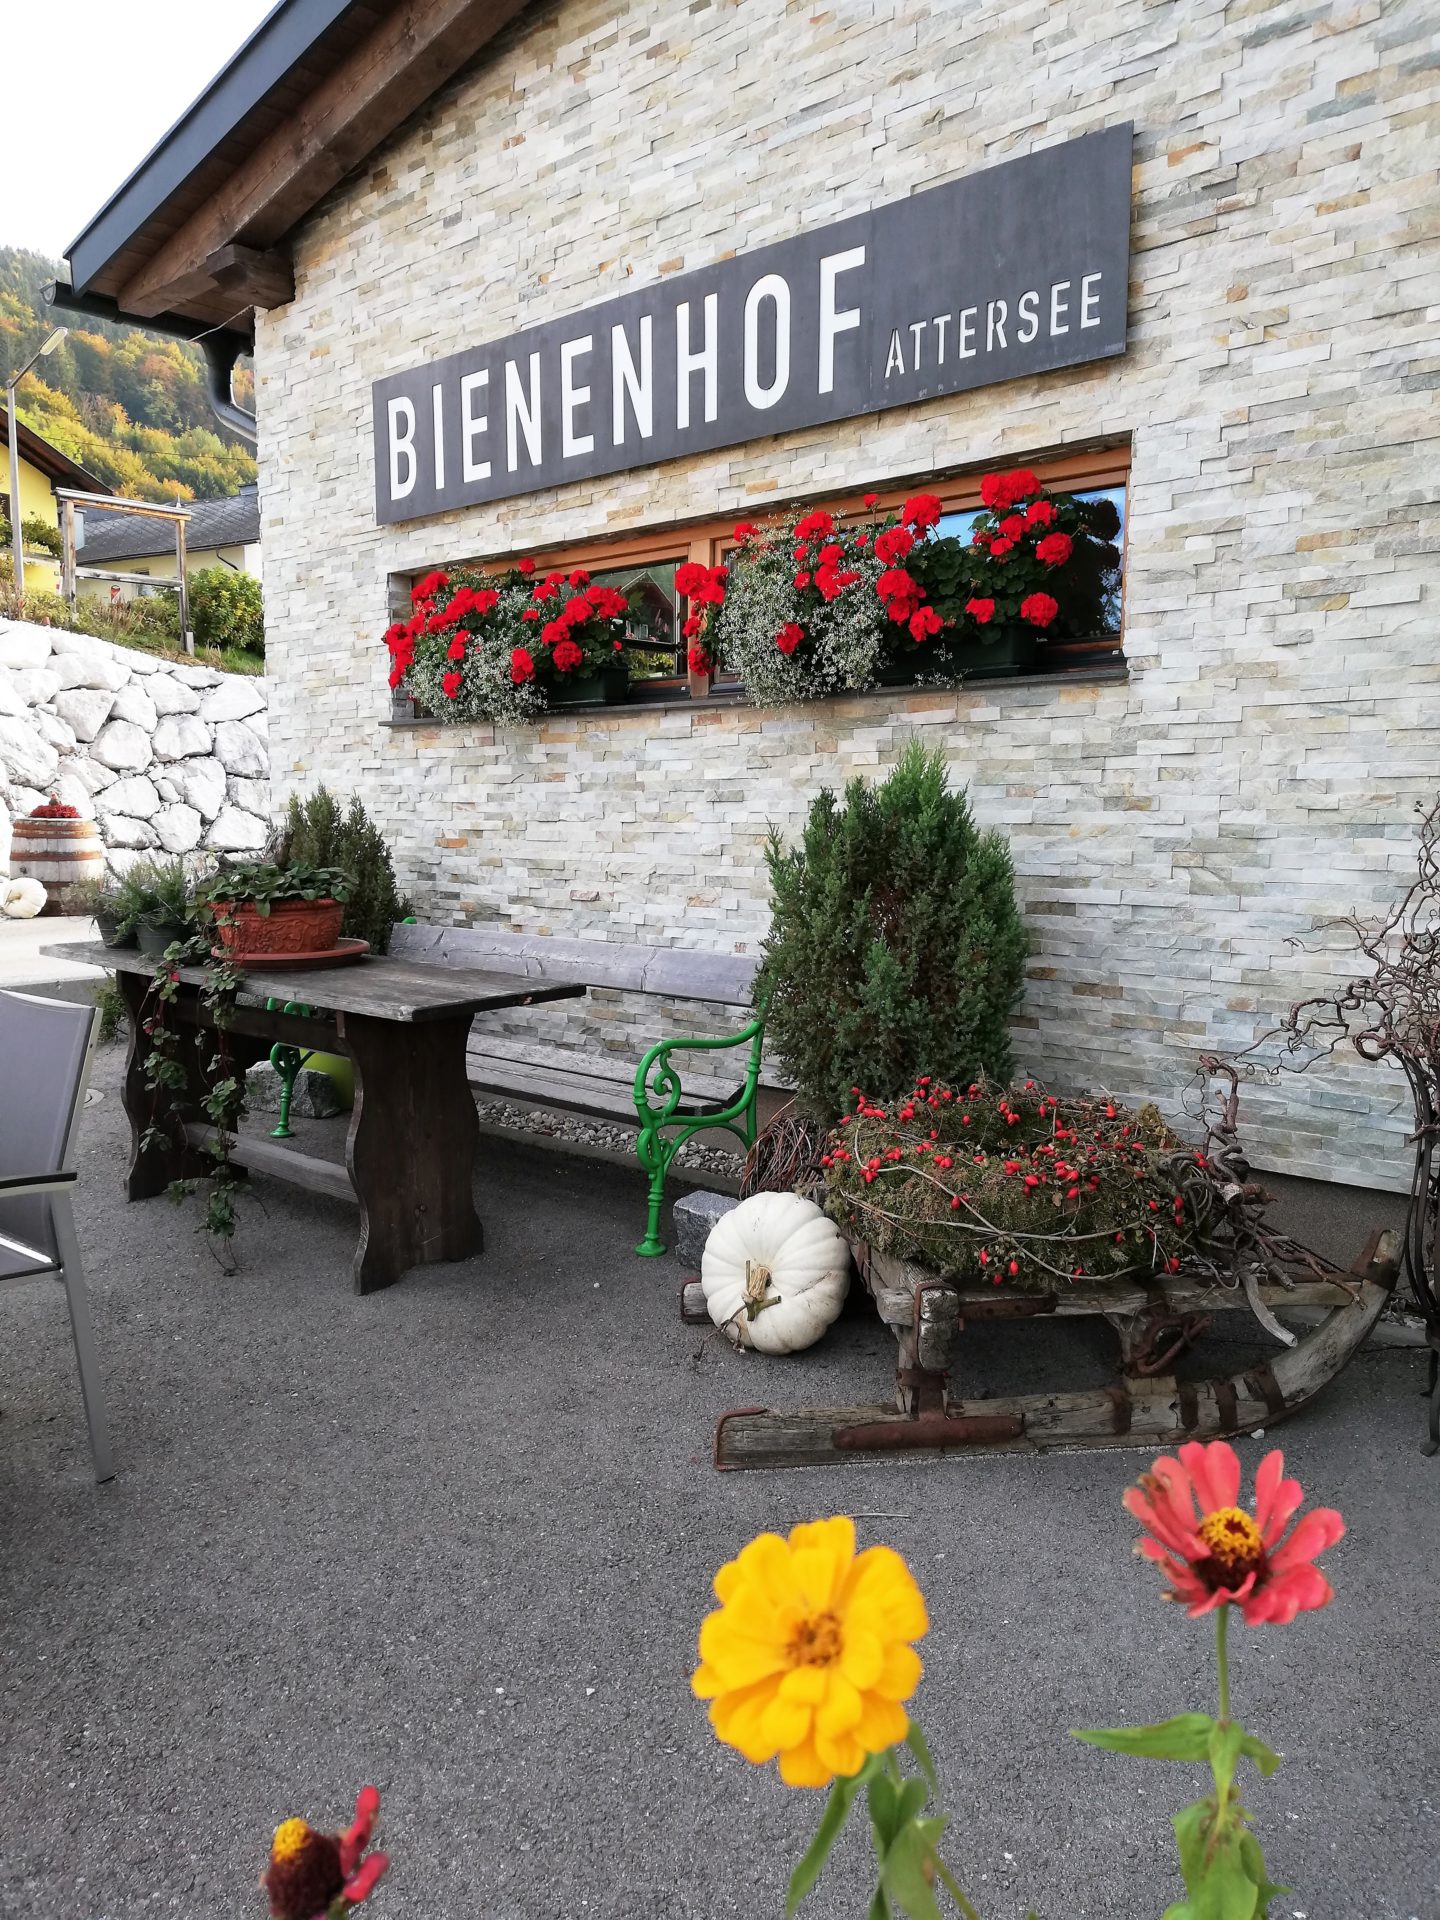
[6, 326, 68, 601]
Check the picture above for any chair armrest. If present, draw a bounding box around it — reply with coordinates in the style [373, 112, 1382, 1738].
[633, 1018, 766, 1131]
[0, 1170, 78, 1195]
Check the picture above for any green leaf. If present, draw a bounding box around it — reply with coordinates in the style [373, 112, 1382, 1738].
[786, 1754, 882, 1917]
[1173, 1799, 1213, 1889]
[904, 1722, 939, 1794]
[1208, 1719, 1244, 1794]
[896, 1778, 930, 1829]
[1074, 1714, 1217, 1763]
[1239, 1733, 1281, 1778]
[877, 1821, 945, 1920]
[867, 1768, 902, 1849]
[866, 1888, 891, 1920]
[1189, 1834, 1266, 1920]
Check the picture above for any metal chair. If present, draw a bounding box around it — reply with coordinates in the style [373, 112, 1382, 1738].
[0, 988, 114, 1482]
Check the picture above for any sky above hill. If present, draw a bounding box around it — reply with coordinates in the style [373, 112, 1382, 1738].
[11, 0, 277, 259]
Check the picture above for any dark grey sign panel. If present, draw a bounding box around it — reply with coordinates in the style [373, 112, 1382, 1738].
[372, 123, 1132, 524]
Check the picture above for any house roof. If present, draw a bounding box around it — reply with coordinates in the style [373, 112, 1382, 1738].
[79, 484, 260, 563]
[0, 413, 110, 497]
[64, 0, 530, 336]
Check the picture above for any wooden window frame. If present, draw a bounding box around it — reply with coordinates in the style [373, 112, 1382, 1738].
[407, 440, 1132, 701]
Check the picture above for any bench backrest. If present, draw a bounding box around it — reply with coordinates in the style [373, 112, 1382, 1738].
[390, 921, 760, 1008]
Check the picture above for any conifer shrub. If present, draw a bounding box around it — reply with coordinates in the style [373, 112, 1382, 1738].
[272, 787, 409, 954]
[754, 744, 1027, 1122]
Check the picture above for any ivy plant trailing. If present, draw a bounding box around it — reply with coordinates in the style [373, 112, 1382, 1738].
[136, 860, 356, 1262]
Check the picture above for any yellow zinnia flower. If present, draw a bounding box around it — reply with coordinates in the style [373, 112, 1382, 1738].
[692, 1515, 927, 1787]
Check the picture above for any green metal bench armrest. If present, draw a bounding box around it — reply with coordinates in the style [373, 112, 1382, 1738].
[632, 1016, 766, 1256]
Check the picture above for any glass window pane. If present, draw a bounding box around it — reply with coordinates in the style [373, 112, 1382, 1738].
[587, 558, 682, 678]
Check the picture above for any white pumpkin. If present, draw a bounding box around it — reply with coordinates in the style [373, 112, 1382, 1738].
[2, 877, 47, 920]
[701, 1193, 851, 1354]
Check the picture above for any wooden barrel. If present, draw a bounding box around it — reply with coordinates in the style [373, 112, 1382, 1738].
[9, 816, 106, 916]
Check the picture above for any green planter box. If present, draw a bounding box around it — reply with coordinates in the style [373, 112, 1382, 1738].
[546, 665, 631, 709]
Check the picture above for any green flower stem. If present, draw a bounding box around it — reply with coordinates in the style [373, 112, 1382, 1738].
[932, 1855, 983, 1920]
[1215, 1605, 1231, 1725]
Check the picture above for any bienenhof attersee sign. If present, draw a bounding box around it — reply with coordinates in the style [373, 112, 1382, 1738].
[372, 123, 1132, 524]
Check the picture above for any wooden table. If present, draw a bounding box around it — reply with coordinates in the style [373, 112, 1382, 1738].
[52, 944, 583, 1293]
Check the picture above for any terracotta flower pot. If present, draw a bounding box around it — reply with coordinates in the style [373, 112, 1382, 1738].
[213, 896, 345, 958]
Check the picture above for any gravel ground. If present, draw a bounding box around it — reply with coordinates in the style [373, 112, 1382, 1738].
[2, 1043, 1437, 1920]
[473, 1095, 743, 1179]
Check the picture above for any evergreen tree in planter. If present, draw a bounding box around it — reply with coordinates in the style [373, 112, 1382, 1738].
[755, 744, 1027, 1122]
[273, 787, 410, 954]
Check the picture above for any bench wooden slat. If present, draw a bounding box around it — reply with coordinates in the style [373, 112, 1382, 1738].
[390, 921, 759, 1006]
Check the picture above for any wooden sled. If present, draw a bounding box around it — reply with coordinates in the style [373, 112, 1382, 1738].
[697, 1229, 1400, 1471]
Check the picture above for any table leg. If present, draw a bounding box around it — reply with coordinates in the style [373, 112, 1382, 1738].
[342, 1010, 483, 1294]
[117, 971, 213, 1199]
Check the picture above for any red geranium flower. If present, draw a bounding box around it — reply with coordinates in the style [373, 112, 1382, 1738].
[263, 1786, 387, 1920]
[733, 522, 759, 541]
[1125, 1441, 1343, 1625]
[562, 594, 594, 625]
[674, 560, 710, 598]
[965, 597, 995, 625]
[682, 614, 704, 638]
[541, 619, 570, 647]
[989, 538, 1014, 558]
[908, 606, 944, 643]
[441, 669, 463, 698]
[471, 587, 499, 615]
[794, 570, 812, 590]
[902, 492, 944, 530]
[410, 570, 448, 604]
[1020, 591, 1058, 628]
[518, 556, 537, 574]
[998, 514, 1026, 541]
[521, 608, 541, 622]
[775, 621, 804, 655]
[873, 525, 916, 565]
[1025, 499, 1056, 527]
[862, 491, 880, 508]
[510, 648, 536, 684]
[687, 643, 713, 675]
[1002, 467, 1039, 503]
[445, 635, 466, 662]
[568, 568, 591, 588]
[1036, 531, 1073, 568]
[794, 509, 835, 541]
[588, 585, 629, 619]
[551, 638, 584, 672]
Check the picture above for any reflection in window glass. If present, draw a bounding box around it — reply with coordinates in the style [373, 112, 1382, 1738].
[587, 559, 682, 678]
[935, 485, 1125, 634]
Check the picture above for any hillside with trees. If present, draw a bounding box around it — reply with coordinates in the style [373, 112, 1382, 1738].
[0, 246, 256, 502]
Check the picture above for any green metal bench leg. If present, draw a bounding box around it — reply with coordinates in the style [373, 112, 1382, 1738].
[266, 997, 315, 1140]
[632, 1017, 766, 1257]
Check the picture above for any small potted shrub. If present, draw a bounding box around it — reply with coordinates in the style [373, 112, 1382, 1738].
[200, 859, 354, 959]
[116, 856, 200, 954]
[66, 874, 132, 948]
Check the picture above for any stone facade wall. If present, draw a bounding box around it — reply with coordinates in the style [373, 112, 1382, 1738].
[0, 620, 270, 874]
[258, 0, 1439, 1189]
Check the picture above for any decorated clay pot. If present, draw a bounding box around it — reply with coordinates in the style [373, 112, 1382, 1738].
[213, 897, 344, 958]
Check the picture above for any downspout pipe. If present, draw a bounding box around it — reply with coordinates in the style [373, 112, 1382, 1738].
[44, 281, 257, 445]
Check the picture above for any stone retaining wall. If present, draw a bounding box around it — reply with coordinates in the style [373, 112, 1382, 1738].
[0, 619, 270, 875]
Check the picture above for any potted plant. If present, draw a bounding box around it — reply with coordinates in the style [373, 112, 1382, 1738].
[525, 568, 633, 707]
[199, 859, 354, 959]
[66, 874, 132, 948]
[115, 855, 200, 954]
[904, 470, 1122, 678]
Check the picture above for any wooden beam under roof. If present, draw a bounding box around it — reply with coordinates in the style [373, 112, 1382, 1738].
[116, 0, 530, 319]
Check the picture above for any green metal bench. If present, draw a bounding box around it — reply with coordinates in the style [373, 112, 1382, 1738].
[387, 923, 773, 1255]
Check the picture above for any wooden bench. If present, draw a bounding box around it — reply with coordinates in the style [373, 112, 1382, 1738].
[388, 922, 772, 1255]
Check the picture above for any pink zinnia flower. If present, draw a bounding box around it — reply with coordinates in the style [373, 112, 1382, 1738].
[1124, 1440, 1343, 1625]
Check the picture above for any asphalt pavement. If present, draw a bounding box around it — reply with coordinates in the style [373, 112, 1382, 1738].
[1, 1041, 1436, 1920]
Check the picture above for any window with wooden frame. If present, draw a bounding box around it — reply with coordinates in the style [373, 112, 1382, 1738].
[394, 442, 1130, 707]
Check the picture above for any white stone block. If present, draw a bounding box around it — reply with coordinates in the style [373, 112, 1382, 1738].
[0, 715, 59, 789]
[148, 675, 201, 716]
[171, 758, 228, 821]
[110, 681, 158, 730]
[213, 719, 268, 776]
[33, 708, 77, 753]
[52, 687, 116, 742]
[152, 713, 214, 761]
[103, 813, 158, 850]
[51, 652, 123, 693]
[226, 775, 270, 815]
[90, 719, 154, 772]
[0, 627, 53, 671]
[154, 802, 203, 854]
[9, 668, 61, 706]
[200, 677, 266, 723]
[98, 774, 162, 819]
[207, 805, 269, 852]
[62, 754, 117, 795]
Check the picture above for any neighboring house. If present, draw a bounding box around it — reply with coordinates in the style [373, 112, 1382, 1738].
[0, 412, 110, 594]
[75, 481, 260, 601]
